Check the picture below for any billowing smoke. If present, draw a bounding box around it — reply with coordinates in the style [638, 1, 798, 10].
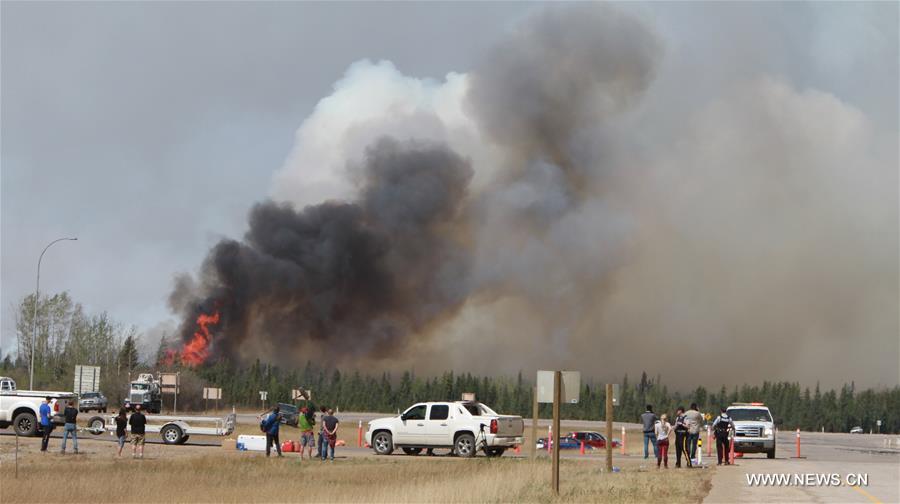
[170, 138, 473, 364]
[171, 3, 897, 388]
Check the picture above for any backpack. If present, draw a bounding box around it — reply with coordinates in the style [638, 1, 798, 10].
[259, 416, 268, 433]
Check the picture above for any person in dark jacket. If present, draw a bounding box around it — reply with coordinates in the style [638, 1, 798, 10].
[673, 406, 691, 468]
[264, 406, 283, 457]
[60, 400, 79, 454]
[316, 405, 328, 459]
[321, 408, 339, 462]
[129, 404, 147, 459]
[39, 397, 53, 452]
[115, 408, 128, 458]
[640, 405, 659, 459]
[712, 408, 733, 465]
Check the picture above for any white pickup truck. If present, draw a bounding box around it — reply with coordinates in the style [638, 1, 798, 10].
[0, 376, 77, 436]
[366, 401, 524, 457]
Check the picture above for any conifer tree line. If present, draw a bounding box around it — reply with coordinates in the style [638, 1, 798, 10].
[5, 292, 898, 434]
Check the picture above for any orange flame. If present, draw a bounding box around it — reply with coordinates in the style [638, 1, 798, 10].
[180, 311, 220, 366]
[160, 311, 220, 368]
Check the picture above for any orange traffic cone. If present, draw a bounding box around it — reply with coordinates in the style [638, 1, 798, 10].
[580, 440, 585, 455]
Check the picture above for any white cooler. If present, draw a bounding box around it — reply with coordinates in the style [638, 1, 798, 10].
[236, 435, 268, 451]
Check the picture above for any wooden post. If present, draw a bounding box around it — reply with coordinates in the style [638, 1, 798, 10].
[531, 385, 539, 460]
[551, 371, 561, 495]
[605, 383, 613, 472]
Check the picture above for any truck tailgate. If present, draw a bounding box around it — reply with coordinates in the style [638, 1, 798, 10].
[495, 416, 524, 437]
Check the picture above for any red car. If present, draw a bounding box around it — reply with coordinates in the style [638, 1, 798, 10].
[567, 431, 619, 449]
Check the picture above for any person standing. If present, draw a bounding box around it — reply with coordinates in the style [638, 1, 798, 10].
[264, 406, 283, 457]
[684, 403, 704, 462]
[297, 406, 315, 460]
[60, 400, 78, 454]
[317, 405, 328, 459]
[640, 405, 659, 460]
[39, 397, 53, 452]
[673, 406, 691, 468]
[129, 404, 147, 459]
[321, 408, 339, 462]
[115, 408, 129, 458]
[655, 414, 672, 468]
[712, 408, 733, 465]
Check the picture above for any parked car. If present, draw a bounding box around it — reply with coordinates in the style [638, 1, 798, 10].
[568, 431, 619, 448]
[78, 391, 108, 413]
[366, 400, 524, 457]
[0, 376, 75, 436]
[277, 402, 299, 427]
[535, 435, 585, 450]
[850, 426, 864, 434]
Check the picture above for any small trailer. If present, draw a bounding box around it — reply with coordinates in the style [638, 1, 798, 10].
[86, 409, 236, 445]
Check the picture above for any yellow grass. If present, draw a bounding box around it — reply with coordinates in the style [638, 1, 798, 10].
[1, 440, 712, 503]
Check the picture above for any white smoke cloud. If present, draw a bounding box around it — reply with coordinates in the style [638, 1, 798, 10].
[271, 59, 500, 207]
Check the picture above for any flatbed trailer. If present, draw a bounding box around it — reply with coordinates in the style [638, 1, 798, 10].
[86, 409, 236, 444]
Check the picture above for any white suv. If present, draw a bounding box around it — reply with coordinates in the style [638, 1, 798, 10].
[366, 401, 524, 457]
[727, 403, 776, 459]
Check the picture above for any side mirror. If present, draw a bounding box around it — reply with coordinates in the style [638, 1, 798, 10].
[400, 413, 408, 421]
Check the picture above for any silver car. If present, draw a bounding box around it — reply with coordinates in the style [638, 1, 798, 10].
[78, 392, 108, 413]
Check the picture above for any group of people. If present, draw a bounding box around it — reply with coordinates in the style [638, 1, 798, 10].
[640, 403, 734, 468]
[261, 399, 340, 461]
[38, 396, 148, 458]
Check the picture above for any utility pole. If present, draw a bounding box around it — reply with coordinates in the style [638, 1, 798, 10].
[605, 383, 614, 472]
[531, 385, 538, 460]
[551, 371, 561, 495]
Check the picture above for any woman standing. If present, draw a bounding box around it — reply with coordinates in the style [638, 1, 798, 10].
[115, 409, 128, 458]
[655, 414, 672, 468]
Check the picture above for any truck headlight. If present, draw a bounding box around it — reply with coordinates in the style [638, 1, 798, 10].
[764, 427, 773, 437]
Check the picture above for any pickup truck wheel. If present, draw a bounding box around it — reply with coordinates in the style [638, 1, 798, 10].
[767, 447, 775, 459]
[372, 431, 393, 455]
[402, 447, 423, 456]
[13, 412, 38, 436]
[161, 424, 184, 445]
[101, 408, 107, 413]
[87, 416, 106, 435]
[484, 447, 506, 457]
[455, 433, 476, 458]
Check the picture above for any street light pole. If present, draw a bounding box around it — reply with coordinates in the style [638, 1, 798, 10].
[29, 237, 77, 390]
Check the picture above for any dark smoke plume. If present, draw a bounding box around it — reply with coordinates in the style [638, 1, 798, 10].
[170, 138, 473, 363]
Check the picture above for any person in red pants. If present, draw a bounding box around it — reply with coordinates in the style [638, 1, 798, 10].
[655, 413, 672, 468]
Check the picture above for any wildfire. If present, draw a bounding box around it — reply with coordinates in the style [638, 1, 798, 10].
[161, 311, 220, 367]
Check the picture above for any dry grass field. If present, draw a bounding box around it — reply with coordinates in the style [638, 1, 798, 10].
[1, 435, 713, 504]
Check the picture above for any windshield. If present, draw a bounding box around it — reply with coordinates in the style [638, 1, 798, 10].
[728, 408, 772, 422]
[132, 383, 149, 391]
[82, 393, 98, 398]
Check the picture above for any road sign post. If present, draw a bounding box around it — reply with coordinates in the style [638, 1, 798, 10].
[160, 372, 179, 414]
[551, 371, 561, 495]
[531, 385, 538, 460]
[73, 365, 101, 395]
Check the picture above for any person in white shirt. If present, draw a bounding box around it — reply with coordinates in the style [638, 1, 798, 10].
[654, 414, 673, 468]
